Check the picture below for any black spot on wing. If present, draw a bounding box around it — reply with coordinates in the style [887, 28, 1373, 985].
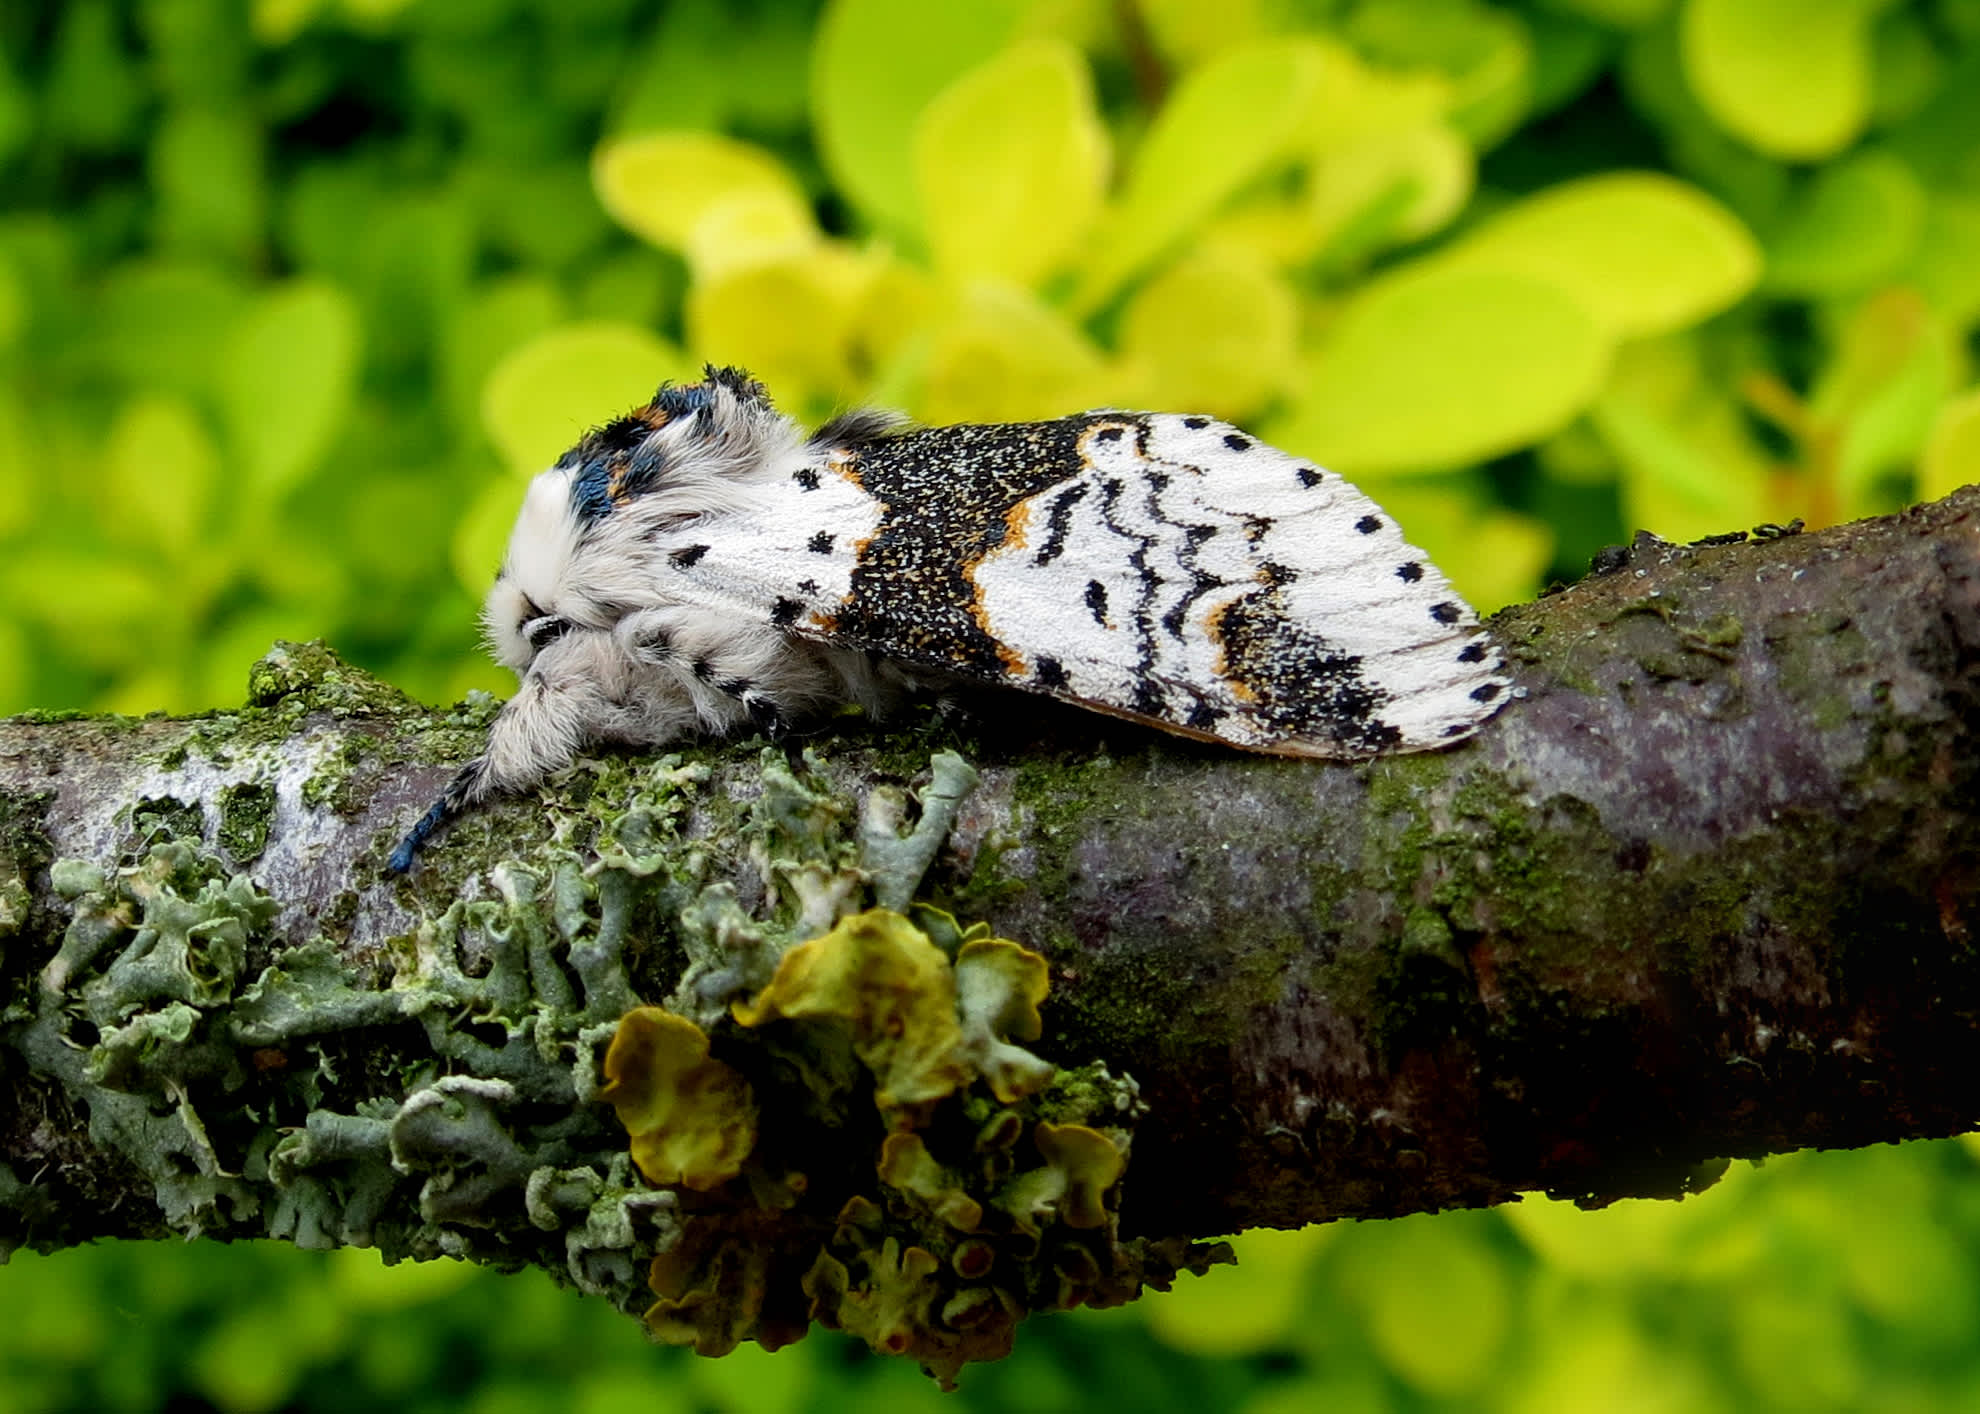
[1085, 580, 1110, 626]
[670, 544, 710, 568]
[1183, 416, 1210, 429]
[1430, 602, 1461, 625]
[1094, 426, 1124, 443]
[1470, 682, 1502, 702]
[796, 578, 820, 596]
[1033, 657, 1067, 689]
[1355, 515, 1382, 535]
[771, 597, 802, 627]
[793, 467, 821, 491]
[1396, 561, 1424, 583]
[1222, 433, 1251, 452]
[807, 531, 834, 554]
[1213, 590, 1400, 752]
[1458, 642, 1486, 664]
[1297, 466, 1324, 488]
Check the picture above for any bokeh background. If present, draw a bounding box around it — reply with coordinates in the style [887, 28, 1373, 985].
[3, 0, 1980, 1408]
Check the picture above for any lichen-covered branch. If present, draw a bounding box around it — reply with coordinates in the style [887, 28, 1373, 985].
[1, 488, 1976, 1382]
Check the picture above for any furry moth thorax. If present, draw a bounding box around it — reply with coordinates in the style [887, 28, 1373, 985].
[389, 365, 1510, 871]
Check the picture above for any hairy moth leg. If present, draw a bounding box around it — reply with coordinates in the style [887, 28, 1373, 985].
[389, 633, 645, 872]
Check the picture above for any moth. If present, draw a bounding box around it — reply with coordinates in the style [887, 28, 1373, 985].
[389, 366, 1508, 871]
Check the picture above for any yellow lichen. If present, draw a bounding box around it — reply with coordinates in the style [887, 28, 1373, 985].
[732, 908, 970, 1115]
[592, 892, 1200, 1384]
[998, 1122, 1126, 1233]
[877, 1132, 984, 1232]
[824, 1236, 943, 1358]
[645, 1211, 810, 1355]
[954, 937, 1055, 1102]
[599, 1006, 758, 1190]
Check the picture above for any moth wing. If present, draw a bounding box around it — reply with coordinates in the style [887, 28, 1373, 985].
[628, 451, 884, 641]
[961, 414, 1510, 756]
[639, 414, 1509, 758]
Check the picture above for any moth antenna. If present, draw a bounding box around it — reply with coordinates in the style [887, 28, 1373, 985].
[387, 759, 489, 874]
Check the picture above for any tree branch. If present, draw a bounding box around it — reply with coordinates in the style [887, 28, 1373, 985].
[3, 487, 1976, 1380]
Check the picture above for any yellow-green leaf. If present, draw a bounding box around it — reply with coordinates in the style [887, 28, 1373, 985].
[452, 474, 523, 599]
[1134, 0, 1271, 65]
[92, 261, 252, 402]
[6, 549, 169, 646]
[219, 279, 360, 503]
[1143, 1226, 1334, 1356]
[1903, 193, 1980, 331]
[104, 394, 216, 563]
[251, 0, 321, 45]
[1590, 333, 1775, 540]
[913, 39, 1107, 289]
[1277, 266, 1609, 475]
[592, 132, 815, 275]
[687, 245, 881, 410]
[0, 252, 20, 352]
[480, 322, 687, 477]
[917, 282, 1107, 426]
[1354, 476, 1556, 611]
[0, 385, 33, 542]
[1764, 151, 1925, 301]
[1117, 247, 1297, 421]
[1434, 172, 1759, 338]
[1319, 123, 1474, 251]
[1680, 0, 1879, 160]
[1920, 387, 1980, 502]
[0, 614, 25, 715]
[1345, 0, 1534, 149]
[440, 276, 565, 441]
[811, 0, 1024, 236]
[1809, 288, 1950, 508]
[1074, 39, 1325, 311]
[1341, 1215, 1511, 1398]
[1544, 0, 1671, 29]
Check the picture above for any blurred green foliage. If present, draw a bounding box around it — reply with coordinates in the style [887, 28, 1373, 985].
[10, 1142, 1980, 1412]
[3, 0, 1979, 1408]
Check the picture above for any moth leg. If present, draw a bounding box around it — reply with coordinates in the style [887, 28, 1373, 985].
[714, 668, 804, 767]
[390, 639, 605, 872]
[614, 608, 807, 748]
[388, 758, 489, 874]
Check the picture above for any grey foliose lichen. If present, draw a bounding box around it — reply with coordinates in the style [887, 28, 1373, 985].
[4, 809, 670, 1303]
[665, 746, 981, 1029]
[2, 739, 1224, 1385]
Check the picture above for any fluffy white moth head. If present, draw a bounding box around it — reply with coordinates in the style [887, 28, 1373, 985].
[389, 366, 805, 873]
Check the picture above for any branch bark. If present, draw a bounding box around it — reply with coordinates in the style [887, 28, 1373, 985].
[2, 487, 1976, 1374]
